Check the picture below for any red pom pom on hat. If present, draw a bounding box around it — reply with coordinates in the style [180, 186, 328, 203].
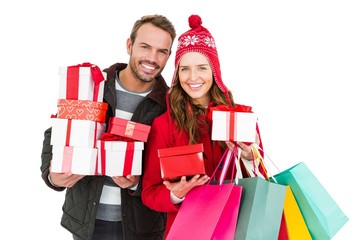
[188, 15, 202, 29]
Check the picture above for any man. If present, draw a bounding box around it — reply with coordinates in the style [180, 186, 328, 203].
[40, 14, 176, 240]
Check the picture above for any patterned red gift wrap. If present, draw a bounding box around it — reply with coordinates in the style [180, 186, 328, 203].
[57, 99, 108, 123]
[107, 117, 151, 142]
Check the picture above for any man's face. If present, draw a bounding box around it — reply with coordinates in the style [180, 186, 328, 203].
[127, 23, 172, 83]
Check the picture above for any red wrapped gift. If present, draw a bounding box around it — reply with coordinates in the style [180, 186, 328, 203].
[210, 104, 257, 142]
[57, 99, 108, 123]
[158, 144, 205, 181]
[107, 117, 151, 142]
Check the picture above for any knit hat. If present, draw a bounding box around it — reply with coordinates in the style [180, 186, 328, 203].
[172, 14, 229, 98]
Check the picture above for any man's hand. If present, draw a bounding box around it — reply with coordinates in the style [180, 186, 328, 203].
[49, 171, 85, 188]
[112, 175, 139, 189]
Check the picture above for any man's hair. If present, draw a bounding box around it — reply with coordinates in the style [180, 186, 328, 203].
[130, 14, 176, 46]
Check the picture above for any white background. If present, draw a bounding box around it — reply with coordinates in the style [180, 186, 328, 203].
[0, 0, 358, 239]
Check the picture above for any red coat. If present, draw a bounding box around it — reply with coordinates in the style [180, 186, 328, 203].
[141, 110, 240, 237]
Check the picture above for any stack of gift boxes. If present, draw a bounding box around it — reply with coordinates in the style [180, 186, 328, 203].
[50, 63, 107, 175]
[50, 62, 150, 177]
[96, 117, 149, 176]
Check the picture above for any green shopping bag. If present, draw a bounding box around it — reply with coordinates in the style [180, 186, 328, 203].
[272, 162, 349, 239]
[235, 177, 286, 240]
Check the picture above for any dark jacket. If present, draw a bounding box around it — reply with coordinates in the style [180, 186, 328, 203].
[40, 63, 168, 240]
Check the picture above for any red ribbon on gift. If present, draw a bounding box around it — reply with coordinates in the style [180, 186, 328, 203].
[123, 142, 135, 176]
[210, 104, 252, 113]
[63, 118, 98, 147]
[100, 140, 107, 175]
[62, 146, 73, 172]
[93, 122, 98, 148]
[228, 112, 235, 142]
[66, 62, 105, 101]
[65, 119, 72, 146]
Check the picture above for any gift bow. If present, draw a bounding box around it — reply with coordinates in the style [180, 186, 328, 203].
[66, 62, 105, 101]
[210, 104, 252, 113]
[67, 62, 105, 84]
[100, 132, 133, 142]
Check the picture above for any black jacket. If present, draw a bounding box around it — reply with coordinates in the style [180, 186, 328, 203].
[40, 63, 168, 240]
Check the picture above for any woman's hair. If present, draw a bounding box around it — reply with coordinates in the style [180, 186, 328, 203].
[169, 72, 235, 144]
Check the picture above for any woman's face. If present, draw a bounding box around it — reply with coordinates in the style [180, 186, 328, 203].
[178, 52, 213, 107]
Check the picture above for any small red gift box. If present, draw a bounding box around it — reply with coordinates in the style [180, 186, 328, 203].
[57, 99, 108, 123]
[107, 117, 151, 142]
[210, 104, 257, 142]
[158, 144, 205, 181]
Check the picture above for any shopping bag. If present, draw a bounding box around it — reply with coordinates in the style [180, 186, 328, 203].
[278, 186, 312, 240]
[166, 148, 242, 240]
[235, 146, 287, 239]
[278, 213, 289, 240]
[235, 176, 286, 240]
[272, 162, 349, 239]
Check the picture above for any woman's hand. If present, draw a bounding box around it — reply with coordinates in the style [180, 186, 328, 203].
[163, 174, 210, 199]
[225, 132, 260, 160]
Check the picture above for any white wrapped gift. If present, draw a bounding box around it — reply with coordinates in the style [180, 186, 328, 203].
[51, 118, 105, 148]
[51, 146, 98, 175]
[97, 140, 144, 176]
[58, 65, 106, 102]
[211, 110, 257, 142]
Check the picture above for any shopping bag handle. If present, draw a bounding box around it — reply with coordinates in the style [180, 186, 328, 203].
[249, 144, 281, 183]
[209, 146, 237, 185]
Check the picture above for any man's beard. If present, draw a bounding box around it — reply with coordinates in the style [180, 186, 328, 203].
[129, 57, 163, 83]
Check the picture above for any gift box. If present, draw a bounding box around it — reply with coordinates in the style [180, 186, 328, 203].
[97, 140, 144, 176]
[107, 117, 151, 142]
[158, 143, 205, 181]
[51, 145, 98, 175]
[57, 99, 108, 123]
[51, 118, 105, 147]
[210, 105, 257, 142]
[58, 63, 106, 102]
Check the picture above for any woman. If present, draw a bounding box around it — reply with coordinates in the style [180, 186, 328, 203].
[141, 14, 263, 238]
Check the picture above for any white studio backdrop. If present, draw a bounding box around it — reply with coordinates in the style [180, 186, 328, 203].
[0, 0, 358, 239]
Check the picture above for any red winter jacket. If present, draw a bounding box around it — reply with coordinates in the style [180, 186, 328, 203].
[141, 109, 258, 237]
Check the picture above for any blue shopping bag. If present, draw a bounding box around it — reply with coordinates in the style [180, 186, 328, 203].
[272, 162, 349, 239]
[235, 177, 286, 240]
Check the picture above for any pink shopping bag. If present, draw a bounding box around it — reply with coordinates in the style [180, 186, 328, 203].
[166, 148, 242, 240]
